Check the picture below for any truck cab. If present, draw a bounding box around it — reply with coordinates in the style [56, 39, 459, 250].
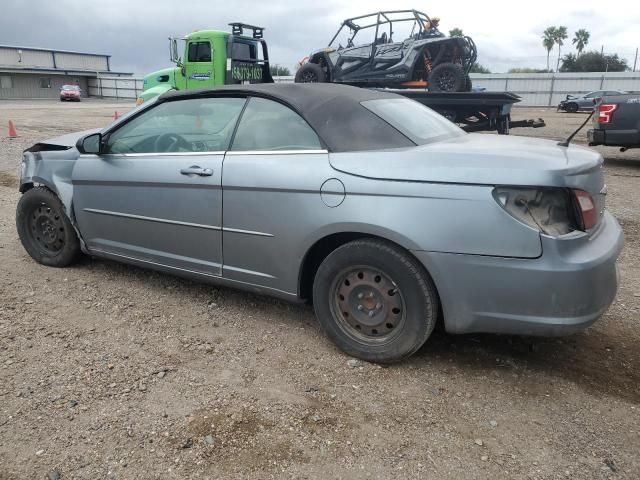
[138, 23, 273, 104]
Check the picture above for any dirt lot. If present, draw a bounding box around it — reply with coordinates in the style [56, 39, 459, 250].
[0, 100, 639, 479]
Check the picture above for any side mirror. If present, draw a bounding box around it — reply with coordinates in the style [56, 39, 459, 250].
[76, 133, 102, 154]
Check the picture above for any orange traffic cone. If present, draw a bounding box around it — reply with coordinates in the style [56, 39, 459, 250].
[113, 111, 120, 120]
[8, 120, 17, 138]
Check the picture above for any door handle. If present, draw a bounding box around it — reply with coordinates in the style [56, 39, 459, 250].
[180, 165, 213, 176]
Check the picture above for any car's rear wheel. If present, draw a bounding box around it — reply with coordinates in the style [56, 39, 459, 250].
[566, 102, 579, 113]
[295, 63, 327, 83]
[312, 239, 439, 363]
[16, 187, 81, 267]
[428, 63, 466, 92]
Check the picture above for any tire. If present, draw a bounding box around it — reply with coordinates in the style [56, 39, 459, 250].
[464, 74, 473, 92]
[312, 239, 439, 363]
[428, 63, 466, 92]
[294, 63, 327, 83]
[16, 187, 81, 267]
[566, 102, 579, 113]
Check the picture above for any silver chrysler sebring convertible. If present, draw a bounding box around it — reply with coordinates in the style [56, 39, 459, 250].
[16, 83, 623, 362]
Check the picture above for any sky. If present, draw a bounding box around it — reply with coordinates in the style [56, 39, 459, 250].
[2, 0, 639, 75]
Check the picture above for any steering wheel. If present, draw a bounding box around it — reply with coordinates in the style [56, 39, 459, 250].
[153, 133, 190, 153]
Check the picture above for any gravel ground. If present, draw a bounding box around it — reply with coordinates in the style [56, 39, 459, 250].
[0, 100, 639, 480]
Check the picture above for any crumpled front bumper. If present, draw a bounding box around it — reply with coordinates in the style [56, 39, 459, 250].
[413, 211, 624, 336]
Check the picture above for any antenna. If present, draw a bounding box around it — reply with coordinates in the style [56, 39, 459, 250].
[558, 110, 594, 147]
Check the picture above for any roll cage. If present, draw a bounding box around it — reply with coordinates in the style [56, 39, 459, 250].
[328, 10, 440, 48]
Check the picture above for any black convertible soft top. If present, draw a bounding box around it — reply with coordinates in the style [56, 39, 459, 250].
[160, 83, 415, 152]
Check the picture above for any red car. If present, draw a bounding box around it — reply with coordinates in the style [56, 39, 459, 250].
[59, 85, 81, 102]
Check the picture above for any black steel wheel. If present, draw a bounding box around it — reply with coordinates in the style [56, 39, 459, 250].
[330, 266, 407, 343]
[313, 239, 439, 363]
[428, 63, 466, 92]
[294, 63, 327, 83]
[566, 102, 579, 113]
[16, 187, 81, 267]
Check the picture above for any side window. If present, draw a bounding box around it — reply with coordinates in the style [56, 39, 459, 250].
[231, 42, 257, 61]
[230, 97, 322, 151]
[105, 97, 246, 154]
[187, 42, 212, 62]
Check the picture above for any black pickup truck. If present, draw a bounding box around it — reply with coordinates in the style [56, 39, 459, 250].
[588, 93, 640, 150]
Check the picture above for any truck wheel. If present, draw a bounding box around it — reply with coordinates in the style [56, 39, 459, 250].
[566, 102, 579, 113]
[16, 187, 81, 267]
[428, 63, 466, 92]
[312, 239, 439, 363]
[295, 63, 327, 83]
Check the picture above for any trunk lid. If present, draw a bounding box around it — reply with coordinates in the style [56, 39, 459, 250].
[329, 133, 606, 227]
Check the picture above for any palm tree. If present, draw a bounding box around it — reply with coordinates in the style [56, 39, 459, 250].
[449, 28, 464, 37]
[572, 29, 590, 56]
[554, 26, 568, 72]
[542, 27, 556, 72]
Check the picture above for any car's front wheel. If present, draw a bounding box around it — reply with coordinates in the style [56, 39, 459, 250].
[313, 239, 439, 363]
[16, 187, 81, 267]
[566, 102, 579, 113]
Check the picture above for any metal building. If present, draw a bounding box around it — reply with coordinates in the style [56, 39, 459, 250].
[0, 44, 131, 99]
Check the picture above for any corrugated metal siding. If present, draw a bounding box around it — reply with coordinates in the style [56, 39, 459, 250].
[55, 52, 108, 71]
[0, 46, 109, 72]
[0, 73, 87, 99]
[81, 73, 640, 104]
[471, 72, 640, 106]
[0, 47, 54, 68]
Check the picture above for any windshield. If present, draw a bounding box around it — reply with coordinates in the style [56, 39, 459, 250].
[361, 98, 464, 145]
[62, 85, 80, 91]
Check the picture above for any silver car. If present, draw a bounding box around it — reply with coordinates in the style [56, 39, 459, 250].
[558, 90, 627, 112]
[16, 84, 623, 362]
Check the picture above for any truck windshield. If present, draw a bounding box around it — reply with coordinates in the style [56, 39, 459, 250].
[361, 98, 465, 145]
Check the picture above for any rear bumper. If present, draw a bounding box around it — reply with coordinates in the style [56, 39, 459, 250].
[588, 128, 640, 148]
[413, 211, 624, 336]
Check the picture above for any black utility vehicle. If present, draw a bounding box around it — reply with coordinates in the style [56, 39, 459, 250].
[295, 10, 477, 92]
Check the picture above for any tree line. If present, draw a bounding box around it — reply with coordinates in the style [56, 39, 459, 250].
[542, 26, 628, 72]
[449, 27, 629, 73]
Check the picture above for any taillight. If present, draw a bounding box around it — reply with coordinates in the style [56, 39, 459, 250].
[493, 187, 579, 236]
[598, 103, 618, 124]
[572, 189, 598, 230]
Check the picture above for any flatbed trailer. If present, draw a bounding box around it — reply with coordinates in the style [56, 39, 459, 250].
[379, 89, 545, 134]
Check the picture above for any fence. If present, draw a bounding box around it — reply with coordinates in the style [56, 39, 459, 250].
[87, 76, 144, 100]
[469, 72, 640, 106]
[89, 72, 640, 106]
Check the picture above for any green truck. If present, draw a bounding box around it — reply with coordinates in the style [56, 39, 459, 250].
[137, 23, 273, 104]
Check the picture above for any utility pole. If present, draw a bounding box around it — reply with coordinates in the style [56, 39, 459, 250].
[634, 48, 638, 72]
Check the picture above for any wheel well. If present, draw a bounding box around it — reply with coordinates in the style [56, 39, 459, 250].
[19, 181, 34, 193]
[299, 232, 368, 301]
[298, 232, 442, 314]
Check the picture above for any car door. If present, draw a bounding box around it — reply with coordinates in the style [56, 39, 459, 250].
[72, 96, 246, 276]
[186, 40, 214, 88]
[221, 96, 331, 293]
